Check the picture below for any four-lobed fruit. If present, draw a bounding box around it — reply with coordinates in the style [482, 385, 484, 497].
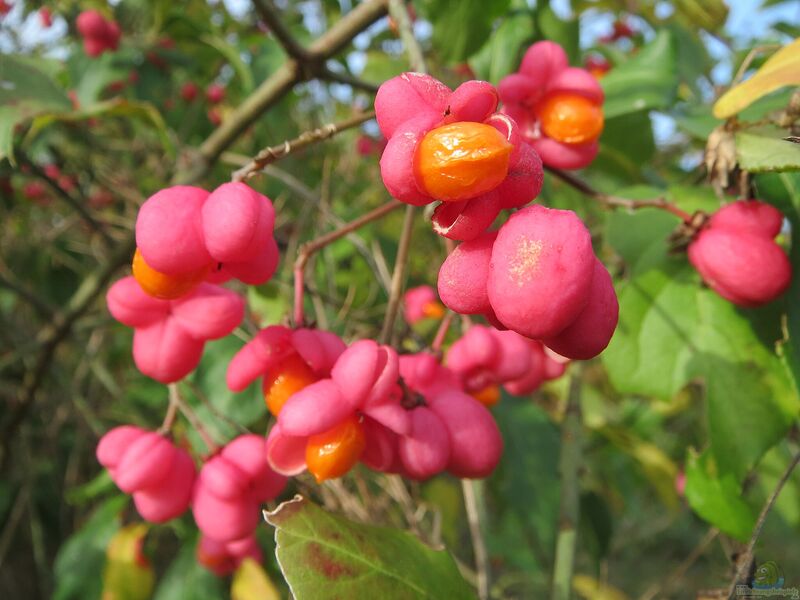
[97, 426, 196, 523]
[688, 200, 791, 307]
[438, 205, 619, 360]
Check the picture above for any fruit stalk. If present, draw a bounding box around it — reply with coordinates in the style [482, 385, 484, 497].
[551, 374, 582, 600]
[231, 110, 377, 182]
[293, 200, 404, 326]
[380, 0, 426, 344]
[462, 478, 490, 600]
[546, 165, 692, 222]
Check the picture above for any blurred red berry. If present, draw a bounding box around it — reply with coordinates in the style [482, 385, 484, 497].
[584, 55, 611, 79]
[39, 7, 52, 28]
[181, 82, 199, 102]
[206, 84, 225, 105]
[43, 164, 60, 180]
[89, 189, 114, 208]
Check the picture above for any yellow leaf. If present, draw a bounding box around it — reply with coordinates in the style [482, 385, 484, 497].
[101, 523, 154, 600]
[573, 574, 630, 600]
[713, 38, 800, 119]
[231, 558, 281, 600]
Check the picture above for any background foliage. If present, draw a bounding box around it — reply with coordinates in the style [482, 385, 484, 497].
[2, 0, 800, 598]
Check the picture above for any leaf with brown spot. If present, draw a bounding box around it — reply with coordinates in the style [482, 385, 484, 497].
[265, 496, 475, 599]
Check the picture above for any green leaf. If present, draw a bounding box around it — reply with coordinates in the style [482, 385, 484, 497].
[187, 335, 267, 443]
[579, 492, 613, 566]
[152, 536, 226, 600]
[488, 398, 560, 571]
[201, 34, 254, 93]
[469, 11, 536, 83]
[603, 209, 798, 480]
[593, 111, 655, 181]
[248, 283, 289, 326]
[26, 99, 173, 155]
[755, 172, 800, 394]
[417, 0, 511, 63]
[0, 54, 72, 114]
[736, 127, 800, 173]
[0, 54, 72, 162]
[53, 496, 128, 600]
[0, 107, 18, 163]
[684, 450, 755, 540]
[600, 31, 678, 119]
[72, 53, 131, 108]
[266, 496, 475, 599]
[361, 50, 407, 85]
[673, 0, 729, 32]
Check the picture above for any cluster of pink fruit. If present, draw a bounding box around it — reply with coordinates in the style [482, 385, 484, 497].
[76, 10, 121, 57]
[97, 426, 287, 575]
[229, 330, 504, 482]
[95, 35, 794, 577]
[374, 42, 619, 360]
[106, 183, 278, 383]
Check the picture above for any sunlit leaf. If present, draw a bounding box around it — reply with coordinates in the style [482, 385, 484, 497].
[231, 558, 281, 600]
[684, 449, 755, 540]
[573, 574, 630, 600]
[736, 126, 800, 173]
[101, 523, 154, 600]
[265, 496, 474, 599]
[713, 38, 800, 119]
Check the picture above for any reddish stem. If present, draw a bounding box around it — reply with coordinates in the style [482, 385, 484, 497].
[545, 166, 693, 222]
[431, 310, 454, 353]
[293, 199, 404, 327]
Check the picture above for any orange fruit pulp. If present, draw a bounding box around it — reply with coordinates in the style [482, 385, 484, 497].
[132, 248, 211, 300]
[263, 353, 318, 416]
[305, 415, 366, 483]
[414, 121, 512, 202]
[538, 92, 604, 145]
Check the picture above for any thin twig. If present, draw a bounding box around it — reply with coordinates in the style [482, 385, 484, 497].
[159, 383, 180, 434]
[170, 384, 221, 455]
[0, 234, 136, 470]
[726, 450, 800, 599]
[293, 199, 403, 326]
[24, 161, 114, 247]
[731, 44, 781, 87]
[320, 68, 380, 93]
[638, 528, 719, 600]
[388, 0, 426, 73]
[252, 0, 313, 62]
[551, 374, 582, 600]
[232, 110, 376, 181]
[462, 479, 490, 600]
[178, 0, 388, 180]
[546, 166, 693, 222]
[431, 310, 454, 353]
[378, 1, 426, 345]
[0, 273, 54, 318]
[379, 204, 415, 344]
